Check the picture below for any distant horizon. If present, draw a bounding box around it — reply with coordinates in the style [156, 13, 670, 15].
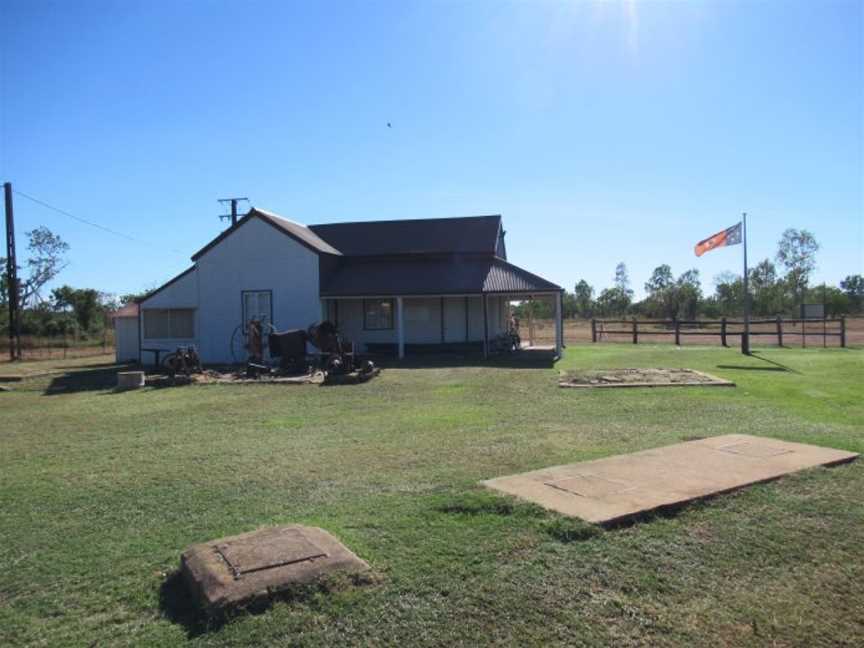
[2, 0, 861, 301]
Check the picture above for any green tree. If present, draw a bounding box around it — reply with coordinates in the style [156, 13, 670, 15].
[642, 266, 701, 320]
[573, 280, 595, 318]
[594, 263, 632, 317]
[643, 265, 675, 318]
[596, 287, 631, 317]
[1, 227, 70, 306]
[119, 292, 147, 305]
[713, 272, 744, 316]
[675, 269, 702, 320]
[614, 262, 633, 298]
[776, 229, 819, 305]
[748, 258, 785, 315]
[840, 274, 864, 313]
[51, 286, 102, 333]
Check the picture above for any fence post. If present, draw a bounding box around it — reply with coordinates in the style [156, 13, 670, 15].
[776, 316, 783, 347]
[840, 316, 846, 348]
[632, 318, 638, 345]
[591, 318, 597, 343]
[721, 317, 727, 347]
[674, 319, 680, 346]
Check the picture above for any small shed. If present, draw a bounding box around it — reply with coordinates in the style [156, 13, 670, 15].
[112, 303, 139, 363]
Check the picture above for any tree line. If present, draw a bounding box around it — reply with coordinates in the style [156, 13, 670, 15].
[515, 229, 863, 321]
[2, 225, 862, 340]
[0, 227, 143, 339]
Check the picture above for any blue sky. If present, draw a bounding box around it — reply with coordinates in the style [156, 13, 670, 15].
[2, 0, 861, 300]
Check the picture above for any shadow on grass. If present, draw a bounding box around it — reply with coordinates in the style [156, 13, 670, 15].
[543, 518, 602, 543]
[717, 365, 789, 372]
[434, 491, 601, 543]
[717, 352, 800, 375]
[63, 361, 129, 370]
[373, 350, 556, 370]
[159, 568, 378, 639]
[158, 571, 227, 638]
[44, 367, 124, 395]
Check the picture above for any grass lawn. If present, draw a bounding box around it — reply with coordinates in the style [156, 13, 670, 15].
[1, 345, 862, 646]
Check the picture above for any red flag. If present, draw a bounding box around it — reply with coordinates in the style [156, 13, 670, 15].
[695, 222, 742, 257]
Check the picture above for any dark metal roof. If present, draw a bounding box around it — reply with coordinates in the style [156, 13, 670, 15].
[483, 259, 562, 293]
[309, 215, 502, 257]
[191, 208, 341, 261]
[320, 255, 560, 296]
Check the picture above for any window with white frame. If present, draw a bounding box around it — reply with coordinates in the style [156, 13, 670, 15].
[242, 290, 272, 326]
[143, 309, 195, 339]
[363, 299, 394, 330]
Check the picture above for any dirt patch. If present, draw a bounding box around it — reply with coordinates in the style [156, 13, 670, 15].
[559, 368, 735, 389]
[146, 366, 381, 387]
[146, 369, 322, 387]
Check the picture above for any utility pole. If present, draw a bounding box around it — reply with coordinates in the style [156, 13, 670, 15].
[741, 212, 750, 355]
[218, 197, 249, 227]
[4, 182, 21, 361]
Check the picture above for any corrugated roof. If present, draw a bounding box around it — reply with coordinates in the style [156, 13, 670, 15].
[320, 255, 560, 296]
[309, 215, 501, 257]
[483, 259, 561, 293]
[254, 209, 342, 256]
[191, 208, 342, 261]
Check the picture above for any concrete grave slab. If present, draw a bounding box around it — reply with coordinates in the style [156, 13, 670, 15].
[180, 525, 369, 612]
[482, 434, 858, 526]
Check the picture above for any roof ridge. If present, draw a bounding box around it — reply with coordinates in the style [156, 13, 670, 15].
[309, 214, 501, 228]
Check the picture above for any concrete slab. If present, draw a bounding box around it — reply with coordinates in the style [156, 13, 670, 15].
[482, 434, 858, 525]
[180, 525, 369, 612]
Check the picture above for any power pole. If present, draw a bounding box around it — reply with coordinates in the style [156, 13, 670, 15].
[741, 212, 750, 355]
[218, 197, 249, 227]
[4, 182, 21, 361]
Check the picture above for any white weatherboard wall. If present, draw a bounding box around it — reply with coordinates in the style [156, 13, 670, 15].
[114, 317, 139, 363]
[195, 217, 321, 363]
[332, 295, 504, 352]
[139, 268, 199, 361]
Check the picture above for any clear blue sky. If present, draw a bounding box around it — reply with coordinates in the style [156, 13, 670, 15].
[2, 0, 861, 300]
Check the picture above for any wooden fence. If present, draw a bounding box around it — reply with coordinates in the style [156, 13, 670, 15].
[1, 331, 115, 362]
[591, 317, 847, 348]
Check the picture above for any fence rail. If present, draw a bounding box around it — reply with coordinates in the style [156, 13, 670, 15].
[1, 333, 115, 362]
[591, 316, 847, 348]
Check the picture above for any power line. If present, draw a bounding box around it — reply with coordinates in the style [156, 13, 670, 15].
[12, 189, 186, 256]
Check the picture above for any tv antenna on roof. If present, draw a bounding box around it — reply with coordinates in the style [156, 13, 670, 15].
[217, 197, 250, 227]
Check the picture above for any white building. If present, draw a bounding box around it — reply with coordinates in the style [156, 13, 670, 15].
[125, 209, 563, 365]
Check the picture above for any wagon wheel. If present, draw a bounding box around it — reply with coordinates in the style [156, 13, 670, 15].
[230, 325, 247, 365]
[230, 322, 277, 365]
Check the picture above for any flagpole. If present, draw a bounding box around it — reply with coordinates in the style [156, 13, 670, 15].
[741, 212, 750, 355]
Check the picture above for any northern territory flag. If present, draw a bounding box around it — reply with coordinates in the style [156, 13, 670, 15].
[694, 222, 742, 257]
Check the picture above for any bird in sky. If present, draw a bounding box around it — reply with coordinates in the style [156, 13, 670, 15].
[387, 122, 392, 128]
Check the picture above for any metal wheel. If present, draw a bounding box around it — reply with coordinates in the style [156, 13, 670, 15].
[230, 324, 246, 365]
[230, 322, 276, 365]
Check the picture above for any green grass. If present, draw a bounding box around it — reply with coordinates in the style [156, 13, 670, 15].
[1, 345, 862, 646]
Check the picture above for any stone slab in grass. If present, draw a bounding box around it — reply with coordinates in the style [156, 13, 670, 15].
[482, 434, 858, 526]
[559, 367, 735, 389]
[180, 525, 369, 612]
